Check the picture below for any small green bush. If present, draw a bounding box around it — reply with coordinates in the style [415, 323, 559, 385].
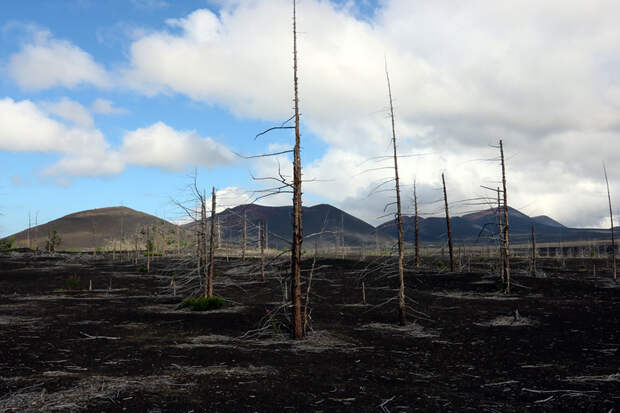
[65, 276, 80, 290]
[182, 296, 225, 311]
[137, 266, 148, 273]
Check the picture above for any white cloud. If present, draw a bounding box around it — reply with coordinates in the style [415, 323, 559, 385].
[8, 30, 110, 90]
[121, 122, 235, 171]
[121, 0, 620, 227]
[0, 97, 106, 155]
[0, 98, 234, 178]
[91, 98, 127, 115]
[4, 2, 620, 227]
[40, 97, 94, 128]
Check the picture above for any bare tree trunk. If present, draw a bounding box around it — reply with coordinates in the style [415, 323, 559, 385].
[206, 187, 216, 297]
[604, 164, 616, 282]
[497, 187, 505, 282]
[442, 173, 455, 272]
[28, 211, 31, 250]
[217, 217, 221, 249]
[200, 193, 207, 283]
[414, 179, 420, 269]
[500, 140, 511, 293]
[260, 218, 265, 281]
[340, 213, 345, 259]
[242, 211, 247, 261]
[531, 224, 537, 277]
[146, 226, 150, 273]
[386, 64, 406, 326]
[290, 0, 304, 339]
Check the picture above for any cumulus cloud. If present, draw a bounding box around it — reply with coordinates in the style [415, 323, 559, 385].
[121, 122, 235, 171]
[0, 97, 106, 155]
[91, 98, 127, 115]
[120, 0, 620, 227]
[7, 30, 110, 90]
[0, 98, 234, 178]
[40, 97, 94, 128]
[4, 2, 620, 226]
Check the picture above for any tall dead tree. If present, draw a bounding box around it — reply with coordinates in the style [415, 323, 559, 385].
[414, 179, 420, 269]
[290, 0, 304, 339]
[260, 218, 266, 281]
[200, 191, 207, 283]
[386, 64, 407, 326]
[216, 217, 222, 249]
[531, 224, 537, 277]
[27, 211, 31, 250]
[242, 211, 247, 261]
[500, 139, 511, 293]
[497, 187, 505, 282]
[442, 173, 455, 272]
[604, 164, 616, 282]
[340, 213, 345, 259]
[206, 187, 216, 298]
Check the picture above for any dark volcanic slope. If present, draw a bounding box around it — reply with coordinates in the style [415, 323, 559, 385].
[379, 207, 617, 244]
[186, 203, 391, 249]
[7, 207, 181, 251]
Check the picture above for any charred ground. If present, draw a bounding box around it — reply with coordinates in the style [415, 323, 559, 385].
[0, 253, 619, 412]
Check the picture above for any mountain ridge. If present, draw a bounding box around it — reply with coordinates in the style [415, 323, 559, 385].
[3, 204, 616, 251]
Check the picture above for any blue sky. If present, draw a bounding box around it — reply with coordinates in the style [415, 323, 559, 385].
[1, 0, 619, 237]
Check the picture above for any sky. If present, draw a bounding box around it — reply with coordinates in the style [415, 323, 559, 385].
[1, 0, 619, 237]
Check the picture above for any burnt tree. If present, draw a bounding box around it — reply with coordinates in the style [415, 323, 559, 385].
[500, 139, 511, 293]
[442, 173, 455, 272]
[604, 164, 616, 282]
[290, 0, 304, 338]
[206, 187, 216, 298]
[414, 179, 420, 269]
[386, 64, 407, 326]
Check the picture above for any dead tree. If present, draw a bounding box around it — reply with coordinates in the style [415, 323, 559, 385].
[206, 187, 216, 297]
[200, 191, 207, 284]
[260, 218, 266, 281]
[500, 139, 511, 293]
[531, 224, 537, 277]
[216, 217, 222, 249]
[414, 179, 420, 269]
[27, 211, 31, 250]
[289, 0, 304, 339]
[386, 64, 407, 326]
[145, 226, 152, 273]
[604, 164, 617, 282]
[242, 211, 247, 261]
[442, 173, 455, 272]
[497, 187, 505, 282]
[340, 213, 345, 259]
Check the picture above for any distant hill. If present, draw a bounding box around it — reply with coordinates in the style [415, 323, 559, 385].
[3, 204, 617, 252]
[6, 207, 184, 251]
[532, 215, 565, 228]
[184, 203, 392, 250]
[379, 207, 616, 244]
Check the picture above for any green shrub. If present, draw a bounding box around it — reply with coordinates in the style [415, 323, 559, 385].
[65, 276, 80, 290]
[182, 296, 225, 311]
[137, 266, 148, 273]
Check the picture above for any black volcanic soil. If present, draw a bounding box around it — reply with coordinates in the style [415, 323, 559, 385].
[0, 253, 619, 412]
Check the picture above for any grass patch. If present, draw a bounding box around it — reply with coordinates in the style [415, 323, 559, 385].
[182, 296, 225, 311]
[65, 276, 80, 290]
